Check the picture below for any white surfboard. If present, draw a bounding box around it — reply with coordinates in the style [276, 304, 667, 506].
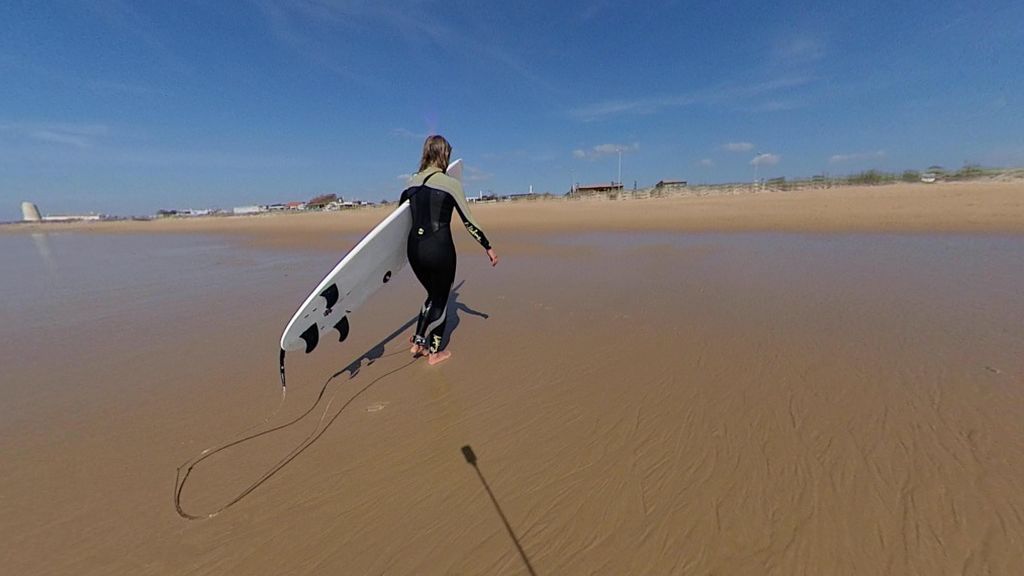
[446, 158, 462, 181]
[277, 160, 462, 383]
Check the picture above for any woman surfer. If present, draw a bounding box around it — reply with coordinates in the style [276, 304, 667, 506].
[400, 135, 498, 365]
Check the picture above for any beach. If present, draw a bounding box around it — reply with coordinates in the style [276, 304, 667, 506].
[3, 181, 1024, 574]
[7, 180, 1024, 244]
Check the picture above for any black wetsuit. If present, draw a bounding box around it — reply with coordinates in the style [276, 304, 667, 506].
[400, 170, 491, 353]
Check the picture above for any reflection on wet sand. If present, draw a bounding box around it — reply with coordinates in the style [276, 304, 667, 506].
[30, 233, 55, 272]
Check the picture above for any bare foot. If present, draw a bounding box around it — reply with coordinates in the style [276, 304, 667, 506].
[427, 350, 451, 365]
[410, 344, 425, 357]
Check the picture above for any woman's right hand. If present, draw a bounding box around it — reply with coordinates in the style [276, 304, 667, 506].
[486, 248, 499, 267]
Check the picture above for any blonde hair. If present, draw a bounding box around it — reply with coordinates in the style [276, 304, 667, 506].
[418, 134, 451, 173]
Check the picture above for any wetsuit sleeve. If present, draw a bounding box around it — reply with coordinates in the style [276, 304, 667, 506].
[450, 185, 492, 250]
[454, 204, 491, 250]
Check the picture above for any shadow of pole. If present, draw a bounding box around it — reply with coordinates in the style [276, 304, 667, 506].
[461, 445, 538, 576]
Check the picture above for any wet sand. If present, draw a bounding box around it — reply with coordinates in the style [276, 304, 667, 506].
[2, 183, 1024, 575]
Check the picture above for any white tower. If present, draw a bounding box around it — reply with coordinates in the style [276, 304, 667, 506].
[21, 202, 42, 222]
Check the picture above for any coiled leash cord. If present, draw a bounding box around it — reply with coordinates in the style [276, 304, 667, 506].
[174, 351, 414, 520]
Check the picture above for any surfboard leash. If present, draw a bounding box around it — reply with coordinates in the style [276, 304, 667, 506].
[279, 348, 287, 390]
[174, 350, 414, 520]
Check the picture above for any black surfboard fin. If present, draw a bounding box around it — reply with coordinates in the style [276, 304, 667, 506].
[299, 323, 319, 353]
[320, 284, 339, 310]
[334, 316, 350, 342]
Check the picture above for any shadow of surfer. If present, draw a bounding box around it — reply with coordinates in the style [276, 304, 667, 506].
[177, 284, 494, 518]
[437, 280, 490, 352]
[342, 315, 418, 379]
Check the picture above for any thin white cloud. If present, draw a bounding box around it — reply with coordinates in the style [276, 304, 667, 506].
[86, 1, 189, 75]
[96, 148, 310, 170]
[391, 128, 427, 140]
[570, 95, 697, 121]
[480, 149, 530, 162]
[771, 37, 825, 67]
[570, 76, 812, 121]
[1, 123, 110, 149]
[87, 79, 162, 97]
[751, 153, 781, 167]
[0, 50, 164, 98]
[722, 142, 754, 152]
[580, 0, 613, 21]
[739, 76, 814, 96]
[257, 1, 380, 89]
[464, 165, 493, 182]
[31, 130, 93, 148]
[699, 158, 714, 167]
[829, 150, 886, 164]
[747, 99, 807, 112]
[572, 142, 639, 160]
[258, 1, 559, 96]
[0, 122, 309, 171]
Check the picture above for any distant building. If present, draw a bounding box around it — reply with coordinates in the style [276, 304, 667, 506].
[21, 202, 41, 222]
[40, 214, 102, 222]
[286, 201, 306, 210]
[570, 182, 624, 197]
[325, 200, 358, 210]
[306, 194, 338, 210]
[232, 205, 267, 215]
[655, 179, 687, 188]
[509, 193, 538, 201]
[23, 201, 102, 221]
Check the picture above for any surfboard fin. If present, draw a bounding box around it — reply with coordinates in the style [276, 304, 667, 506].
[334, 316, 350, 342]
[320, 284, 339, 310]
[299, 324, 319, 353]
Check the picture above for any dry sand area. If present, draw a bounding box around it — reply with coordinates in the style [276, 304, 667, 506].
[9, 180, 1024, 244]
[2, 180, 1024, 574]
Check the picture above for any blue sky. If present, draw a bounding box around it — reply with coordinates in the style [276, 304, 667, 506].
[1, 0, 1022, 219]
